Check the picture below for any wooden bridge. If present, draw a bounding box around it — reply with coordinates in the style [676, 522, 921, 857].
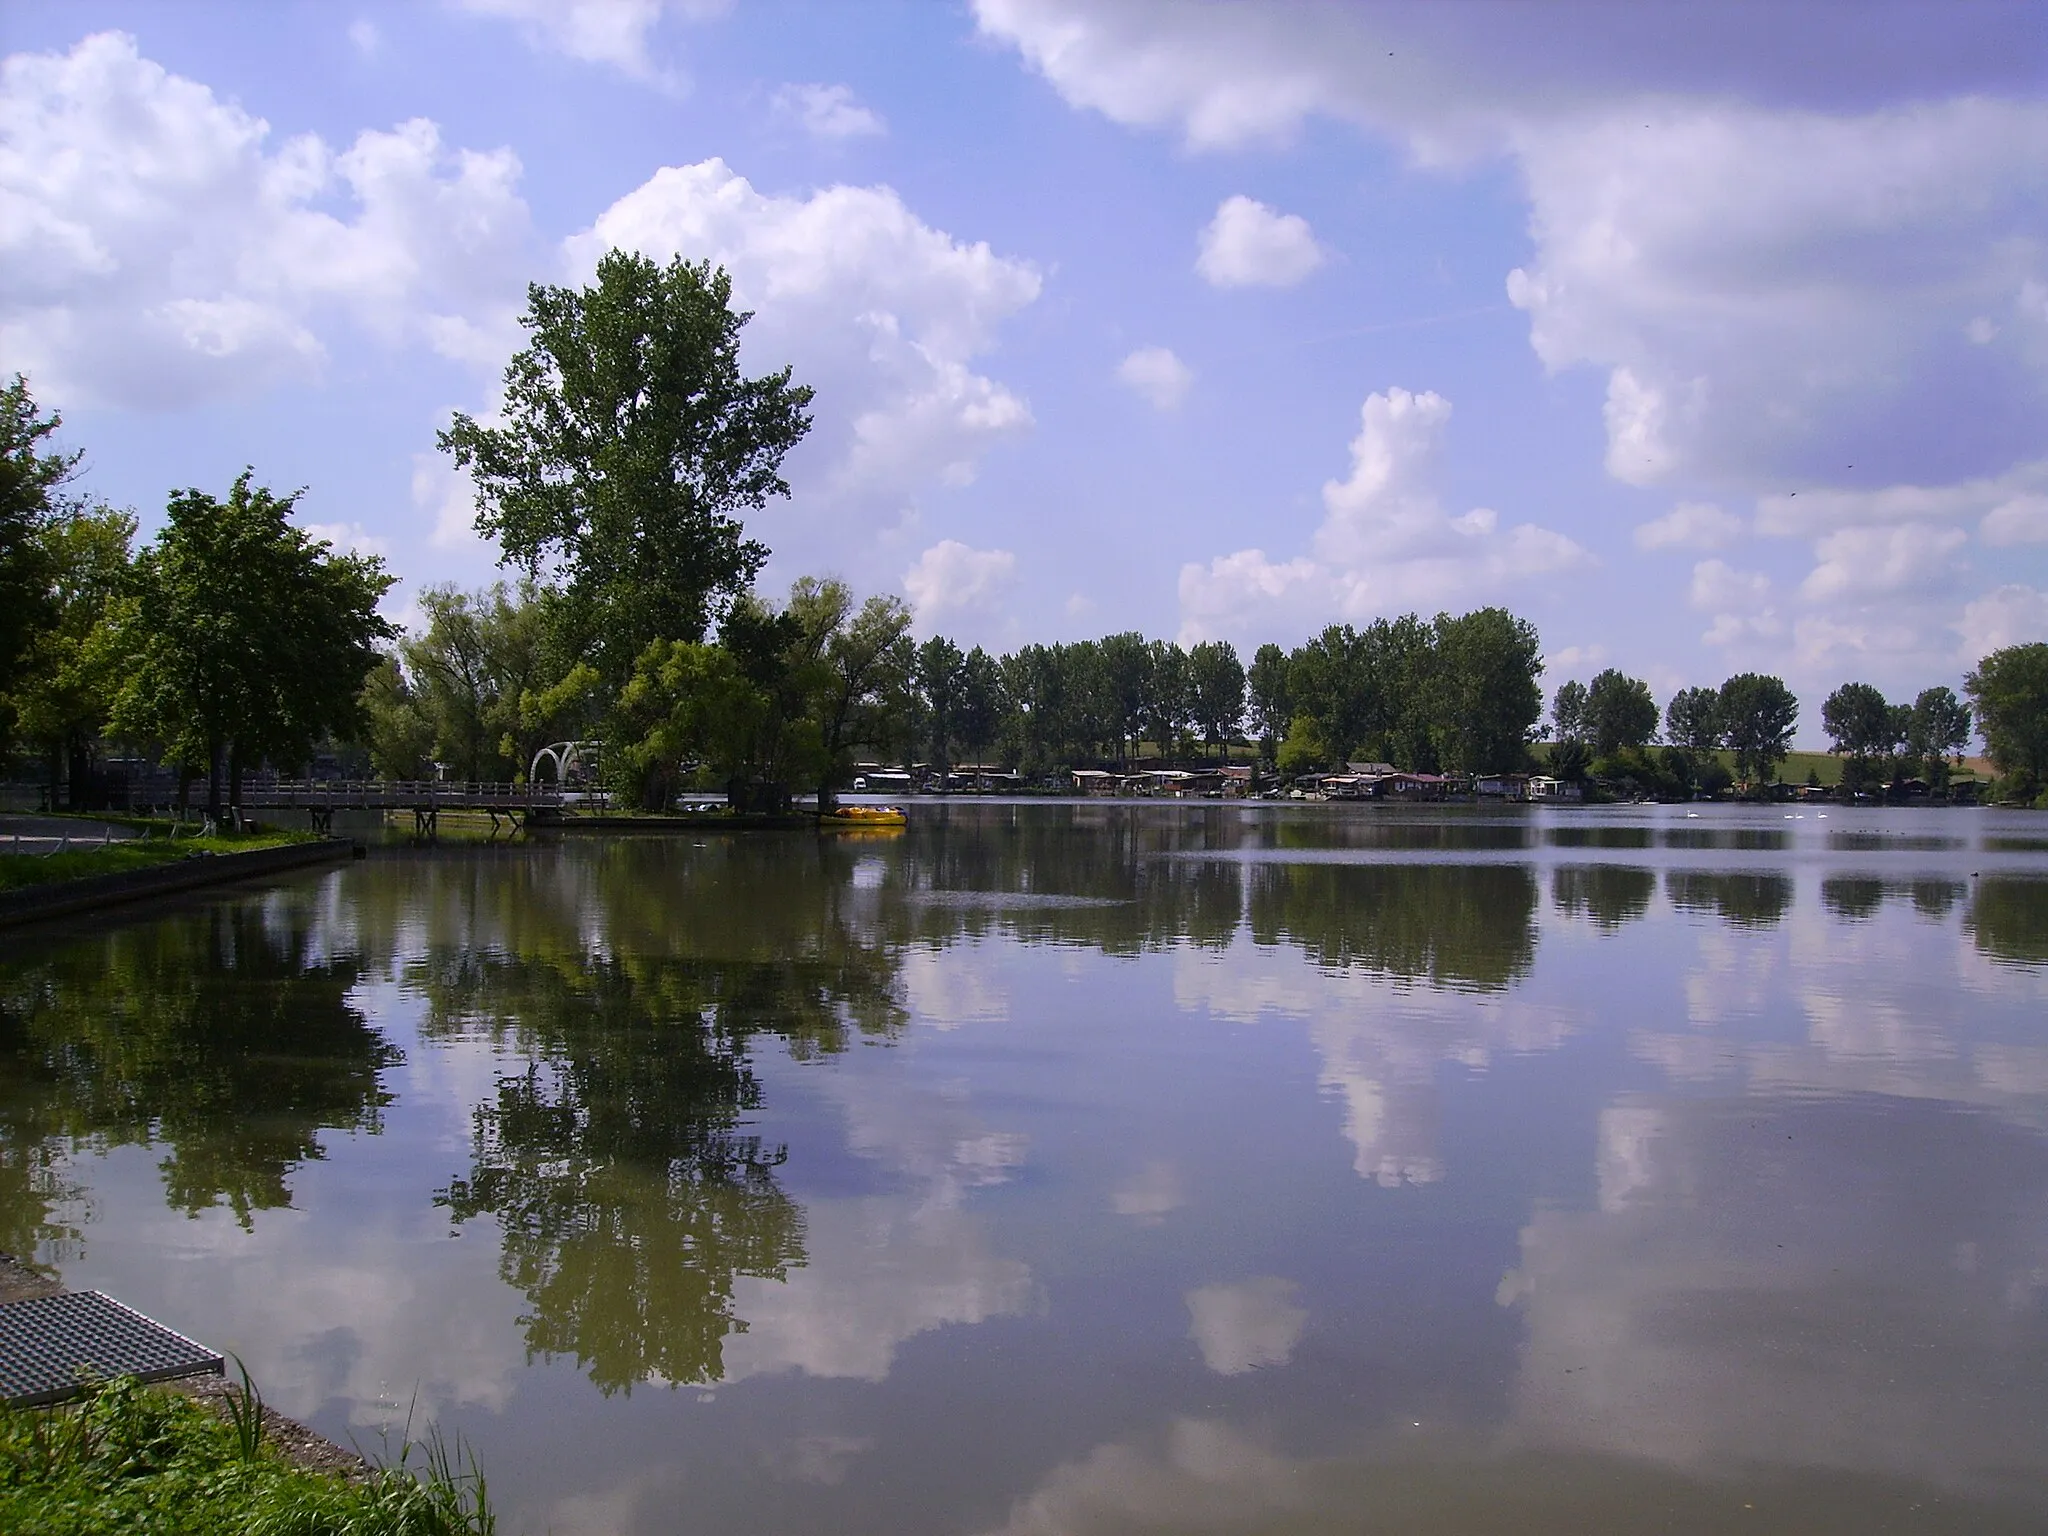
[235, 779, 604, 835]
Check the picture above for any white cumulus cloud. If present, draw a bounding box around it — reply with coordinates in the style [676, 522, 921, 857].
[1506, 98, 2048, 491]
[1756, 460, 2048, 538]
[1956, 585, 2048, 660]
[976, 2, 2048, 493]
[975, 0, 2048, 158]
[1195, 195, 1324, 288]
[1800, 523, 1968, 604]
[301, 520, 391, 559]
[0, 32, 531, 409]
[1688, 559, 1772, 614]
[1635, 502, 1746, 552]
[1978, 493, 2048, 546]
[1116, 345, 1193, 409]
[1689, 559, 1784, 651]
[977, 0, 2048, 695]
[451, 0, 728, 83]
[574, 158, 1041, 519]
[903, 539, 1018, 622]
[771, 82, 885, 140]
[1178, 387, 1588, 644]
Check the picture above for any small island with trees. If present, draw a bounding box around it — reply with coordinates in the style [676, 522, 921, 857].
[6, 254, 2048, 830]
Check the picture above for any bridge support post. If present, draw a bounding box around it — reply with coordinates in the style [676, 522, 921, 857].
[413, 807, 438, 839]
[309, 806, 332, 836]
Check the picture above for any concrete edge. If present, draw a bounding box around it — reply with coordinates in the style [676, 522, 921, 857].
[0, 838, 357, 931]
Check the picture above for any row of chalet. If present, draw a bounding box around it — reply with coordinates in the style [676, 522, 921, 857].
[850, 760, 1586, 802]
[1070, 766, 1256, 797]
[1288, 764, 1582, 803]
[851, 764, 1026, 794]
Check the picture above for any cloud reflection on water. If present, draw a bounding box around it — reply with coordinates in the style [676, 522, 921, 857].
[2, 807, 2046, 1533]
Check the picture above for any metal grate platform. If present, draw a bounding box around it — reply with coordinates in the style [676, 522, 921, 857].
[0, 1291, 223, 1408]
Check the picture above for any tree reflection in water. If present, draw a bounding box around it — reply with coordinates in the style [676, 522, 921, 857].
[1665, 869, 1795, 928]
[1246, 862, 1539, 992]
[879, 804, 1245, 954]
[431, 954, 819, 1395]
[1551, 864, 1656, 933]
[1967, 877, 2048, 967]
[0, 903, 396, 1241]
[416, 836, 908, 1394]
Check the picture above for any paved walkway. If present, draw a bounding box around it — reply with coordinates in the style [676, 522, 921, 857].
[0, 814, 139, 853]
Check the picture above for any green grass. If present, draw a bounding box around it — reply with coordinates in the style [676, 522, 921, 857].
[0, 1375, 493, 1536]
[1775, 750, 1845, 787]
[0, 830, 315, 894]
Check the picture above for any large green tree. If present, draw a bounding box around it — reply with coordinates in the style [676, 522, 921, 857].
[1246, 643, 1291, 760]
[1717, 672, 1799, 787]
[955, 646, 1005, 770]
[612, 577, 910, 811]
[1551, 679, 1589, 746]
[1187, 639, 1245, 758]
[1585, 668, 1659, 758]
[1285, 625, 1370, 763]
[1965, 643, 2048, 798]
[1821, 681, 1895, 759]
[613, 638, 774, 811]
[1430, 607, 1543, 774]
[8, 503, 135, 807]
[396, 580, 560, 781]
[808, 582, 914, 807]
[115, 473, 393, 814]
[1664, 685, 1722, 752]
[915, 634, 966, 775]
[1906, 685, 1971, 792]
[359, 655, 434, 780]
[0, 378, 81, 751]
[1821, 680, 1900, 789]
[1143, 639, 1190, 759]
[440, 251, 815, 699]
[1097, 632, 1152, 766]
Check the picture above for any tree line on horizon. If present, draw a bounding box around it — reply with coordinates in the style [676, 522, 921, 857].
[1530, 666, 1992, 799]
[5, 252, 2048, 814]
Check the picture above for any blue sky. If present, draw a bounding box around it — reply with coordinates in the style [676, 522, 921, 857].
[4, 1, 2044, 742]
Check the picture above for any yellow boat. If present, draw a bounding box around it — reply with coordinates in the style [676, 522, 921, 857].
[822, 805, 907, 829]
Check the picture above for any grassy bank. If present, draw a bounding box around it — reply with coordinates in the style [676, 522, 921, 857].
[0, 1375, 493, 1536]
[0, 828, 315, 894]
[1528, 744, 1992, 793]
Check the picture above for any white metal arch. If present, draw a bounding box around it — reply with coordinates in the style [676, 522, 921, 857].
[529, 740, 601, 786]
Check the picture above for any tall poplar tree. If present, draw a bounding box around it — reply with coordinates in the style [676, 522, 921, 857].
[440, 251, 815, 701]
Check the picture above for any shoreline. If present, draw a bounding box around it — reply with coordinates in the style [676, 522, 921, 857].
[0, 837, 358, 932]
[0, 1252, 364, 1477]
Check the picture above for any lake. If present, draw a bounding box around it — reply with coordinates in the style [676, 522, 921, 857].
[3, 801, 2046, 1533]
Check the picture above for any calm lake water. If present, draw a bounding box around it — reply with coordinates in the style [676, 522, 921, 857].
[4, 802, 2047, 1533]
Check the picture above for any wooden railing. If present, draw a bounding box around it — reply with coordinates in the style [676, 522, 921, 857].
[233, 779, 604, 809]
